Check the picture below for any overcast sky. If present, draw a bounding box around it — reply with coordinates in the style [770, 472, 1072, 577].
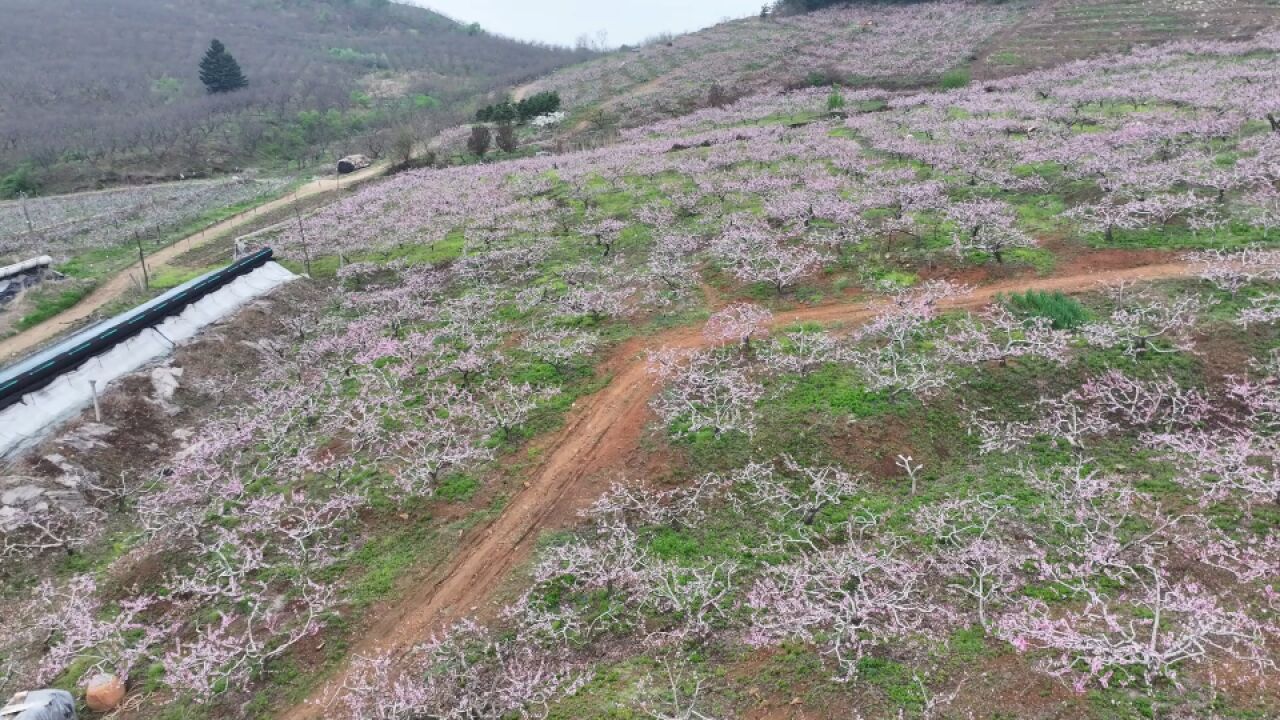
[407, 0, 761, 48]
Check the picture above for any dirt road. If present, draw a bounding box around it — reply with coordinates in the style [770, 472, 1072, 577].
[511, 80, 544, 103]
[283, 255, 1195, 720]
[0, 163, 387, 364]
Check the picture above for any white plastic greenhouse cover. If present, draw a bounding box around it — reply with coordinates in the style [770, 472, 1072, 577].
[0, 261, 297, 457]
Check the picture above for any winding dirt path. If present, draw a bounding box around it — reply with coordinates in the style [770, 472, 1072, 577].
[0, 163, 387, 365]
[283, 255, 1195, 720]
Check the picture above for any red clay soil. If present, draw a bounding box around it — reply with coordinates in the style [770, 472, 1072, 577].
[282, 253, 1196, 720]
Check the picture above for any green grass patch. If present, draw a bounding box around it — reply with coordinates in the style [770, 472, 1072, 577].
[988, 50, 1022, 66]
[148, 264, 221, 290]
[371, 232, 467, 266]
[856, 656, 926, 709]
[57, 243, 138, 281]
[948, 626, 991, 660]
[1094, 219, 1274, 250]
[1020, 580, 1079, 603]
[16, 281, 94, 330]
[344, 525, 440, 608]
[1011, 192, 1067, 234]
[1002, 290, 1091, 329]
[865, 269, 918, 289]
[1004, 247, 1056, 274]
[288, 233, 468, 279]
[781, 365, 896, 419]
[649, 527, 706, 562]
[940, 68, 972, 89]
[436, 474, 480, 502]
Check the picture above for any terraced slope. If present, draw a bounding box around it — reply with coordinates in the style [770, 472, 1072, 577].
[973, 0, 1279, 78]
[516, 1, 1031, 128]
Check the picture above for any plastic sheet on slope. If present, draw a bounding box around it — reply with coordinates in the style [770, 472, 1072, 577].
[0, 261, 297, 457]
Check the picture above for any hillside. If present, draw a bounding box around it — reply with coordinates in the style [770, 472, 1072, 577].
[515, 1, 1032, 131]
[514, 0, 1279, 135]
[0, 0, 590, 193]
[971, 0, 1279, 77]
[3, 3, 1280, 720]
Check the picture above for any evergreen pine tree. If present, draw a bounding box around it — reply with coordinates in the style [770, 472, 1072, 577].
[199, 39, 249, 94]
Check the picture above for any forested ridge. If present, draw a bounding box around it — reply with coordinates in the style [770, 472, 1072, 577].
[0, 0, 592, 193]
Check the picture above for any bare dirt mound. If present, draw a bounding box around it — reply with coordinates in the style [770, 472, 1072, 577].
[283, 253, 1195, 720]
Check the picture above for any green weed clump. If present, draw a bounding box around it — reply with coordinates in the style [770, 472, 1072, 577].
[827, 85, 846, 112]
[939, 68, 972, 89]
[1003, 290, 1090, 329]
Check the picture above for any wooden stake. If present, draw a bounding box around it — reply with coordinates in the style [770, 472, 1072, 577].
[135, 232, 150, 290]
[89, 380, 102, 422]
[19, 192, 35, 236]
[294, 203, 312, 277]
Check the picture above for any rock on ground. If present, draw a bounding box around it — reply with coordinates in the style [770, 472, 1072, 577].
[84, 673, 125, 712]
[149, 364, 184, 415]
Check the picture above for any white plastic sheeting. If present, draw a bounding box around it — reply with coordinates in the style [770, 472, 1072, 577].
[0, 689, 75, 720]
[0, 261, 296, 457]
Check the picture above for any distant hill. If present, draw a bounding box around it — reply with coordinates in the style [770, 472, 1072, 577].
[514, 1, 1030, 133]
[516, 0, 1278, 134]
[0, 0, 591, 192]
[969, 0, 1279, 78]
